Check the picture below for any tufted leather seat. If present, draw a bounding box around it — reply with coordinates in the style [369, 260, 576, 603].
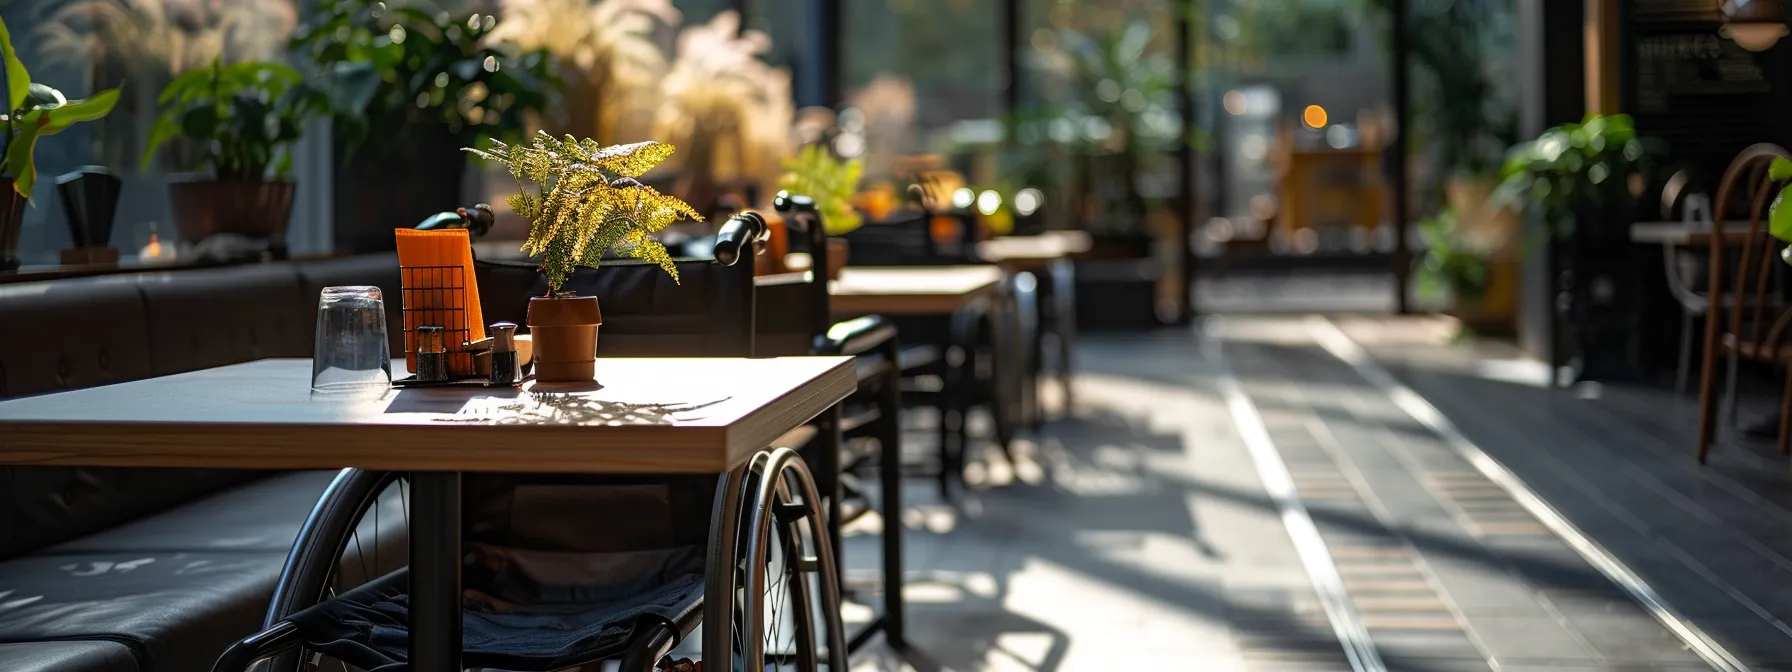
[0, 277, 153, 398]
[137, 265, 312, 376]
[0, 256, 410, 671]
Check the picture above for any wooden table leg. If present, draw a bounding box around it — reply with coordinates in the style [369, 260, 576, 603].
[410, 471, 462, 671]
[1052, 257, 1077, 415]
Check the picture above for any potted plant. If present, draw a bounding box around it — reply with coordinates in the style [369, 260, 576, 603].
[0, 16, 121, 270]
[1414, 207, 1511, 332]
[780, 143, 862, 280]
[1497, 114, 1664, 380]
[292, 0, 556, 252]
[141, 59, 325, 252]
[469, 132, 700, 382]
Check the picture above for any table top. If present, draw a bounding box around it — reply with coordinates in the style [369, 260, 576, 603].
[0, 357, 856, 474]
[976, 231, 1093, 267]
[1631, 221, 1760, 246]
[827, 265, 1004, 316]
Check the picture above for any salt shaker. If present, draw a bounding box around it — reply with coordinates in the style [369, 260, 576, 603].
[488, 322, 522, 385]
[416, 326, 448, 382]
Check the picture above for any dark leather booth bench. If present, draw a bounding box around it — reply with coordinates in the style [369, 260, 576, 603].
[0, 256, 411, 672]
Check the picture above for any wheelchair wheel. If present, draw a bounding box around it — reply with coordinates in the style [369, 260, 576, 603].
[256, 469, 406, 672]
[699, 448, 848, 671]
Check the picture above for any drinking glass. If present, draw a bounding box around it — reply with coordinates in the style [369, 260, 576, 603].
[312, 286, 391, 393]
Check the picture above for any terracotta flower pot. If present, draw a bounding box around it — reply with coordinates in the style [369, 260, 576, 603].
[167, 175, 296, 245]
[0, 178, 24, 271]
[528, 295, 602, 382]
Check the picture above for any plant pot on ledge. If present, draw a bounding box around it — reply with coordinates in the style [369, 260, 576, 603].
[168, 175, 296, 248]
[528, 295, 602, 382]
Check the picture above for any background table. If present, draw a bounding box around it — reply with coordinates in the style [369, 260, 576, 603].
[1631, 221, 1754, 246]
[0, 356, 855, 670]
[828, 265, 1003, 317]
[975, 230, 1092, 271]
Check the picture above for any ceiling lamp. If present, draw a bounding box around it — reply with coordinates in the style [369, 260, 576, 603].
[1720, 0, 1788, 52]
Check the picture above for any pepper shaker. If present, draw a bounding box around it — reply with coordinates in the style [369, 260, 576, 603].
[416, 326, 449, 382]
[488, 322, 522, 385]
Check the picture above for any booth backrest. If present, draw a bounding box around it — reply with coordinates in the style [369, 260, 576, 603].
[0, 255, 402, 561]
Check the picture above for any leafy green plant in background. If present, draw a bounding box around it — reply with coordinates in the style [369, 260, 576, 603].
[140, 59, 325, 178]
[1494, 114, 1663, 238]
[780, 144, 863, 236]
[1021, 17, 1176, 237]
[1359, 0, 1516, 183]
[290, 0, 556, 158]
[1414, 207, 1489, 302]
[0, 16, 121, 197]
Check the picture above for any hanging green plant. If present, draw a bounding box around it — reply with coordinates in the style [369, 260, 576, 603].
[468, 132, 701, 294]
[0, 15, 121, 198]
[780, 143, 863, 236]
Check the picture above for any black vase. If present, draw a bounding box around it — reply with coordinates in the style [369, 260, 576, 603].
[56, 166, 122, 249]
[1554, 208, 1644, 383]
[0, 178, 23, 271]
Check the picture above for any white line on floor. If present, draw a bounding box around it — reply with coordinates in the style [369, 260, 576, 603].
[1306, 315, 1749, 672]
[1204, 317, 1385, 672]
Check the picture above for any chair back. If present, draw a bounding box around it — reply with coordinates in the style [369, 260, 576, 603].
[743, 197, 833, 357]
[473, 215, 761, 357]
[1710, 144, 1792, 350]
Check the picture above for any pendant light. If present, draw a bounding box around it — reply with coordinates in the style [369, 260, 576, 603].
[1721, 0, 1789, 51]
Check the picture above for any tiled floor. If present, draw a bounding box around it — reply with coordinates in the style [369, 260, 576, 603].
[838, 318, 1729, 671]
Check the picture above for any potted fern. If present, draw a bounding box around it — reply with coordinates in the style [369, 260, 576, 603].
[779, 143, 862, 279]
[0, 16, 121, 270]
[469, 132, 700, 382]
[142, 59, 326, 252]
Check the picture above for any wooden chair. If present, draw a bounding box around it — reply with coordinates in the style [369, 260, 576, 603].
[1696, 144, 1792, 461]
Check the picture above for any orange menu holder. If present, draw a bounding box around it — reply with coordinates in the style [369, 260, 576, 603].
[395, 228, 486, 376]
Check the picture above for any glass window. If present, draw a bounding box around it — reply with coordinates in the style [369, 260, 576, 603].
[4, 0, 315, 266]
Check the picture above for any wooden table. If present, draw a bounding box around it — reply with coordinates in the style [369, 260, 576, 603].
[827, 265, 1004, 317]
[0, 356, 855, 670]
[975, 230, 1092, 271]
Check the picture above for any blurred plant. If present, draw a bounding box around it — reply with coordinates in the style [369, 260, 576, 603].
[1413, 207, 1489, 303]
[141, 59, 325, 179]
[0, 15, 121, 197]
[1495, 114, 1664, 238]
[780, 143, 862, 236]
[652, 10, 793, 210]
[468, 132, 699, 292]
[1213, 0, 1358, 62]
[37, 0, 298, 77]
[1020, 17, 1179, 236]
[487, 0, 677, 143]
[1359, 0, 1516, 183]
[35, 0, 296, 171]
[843, 75, 916, 179]
[290, 0, 556, 159]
